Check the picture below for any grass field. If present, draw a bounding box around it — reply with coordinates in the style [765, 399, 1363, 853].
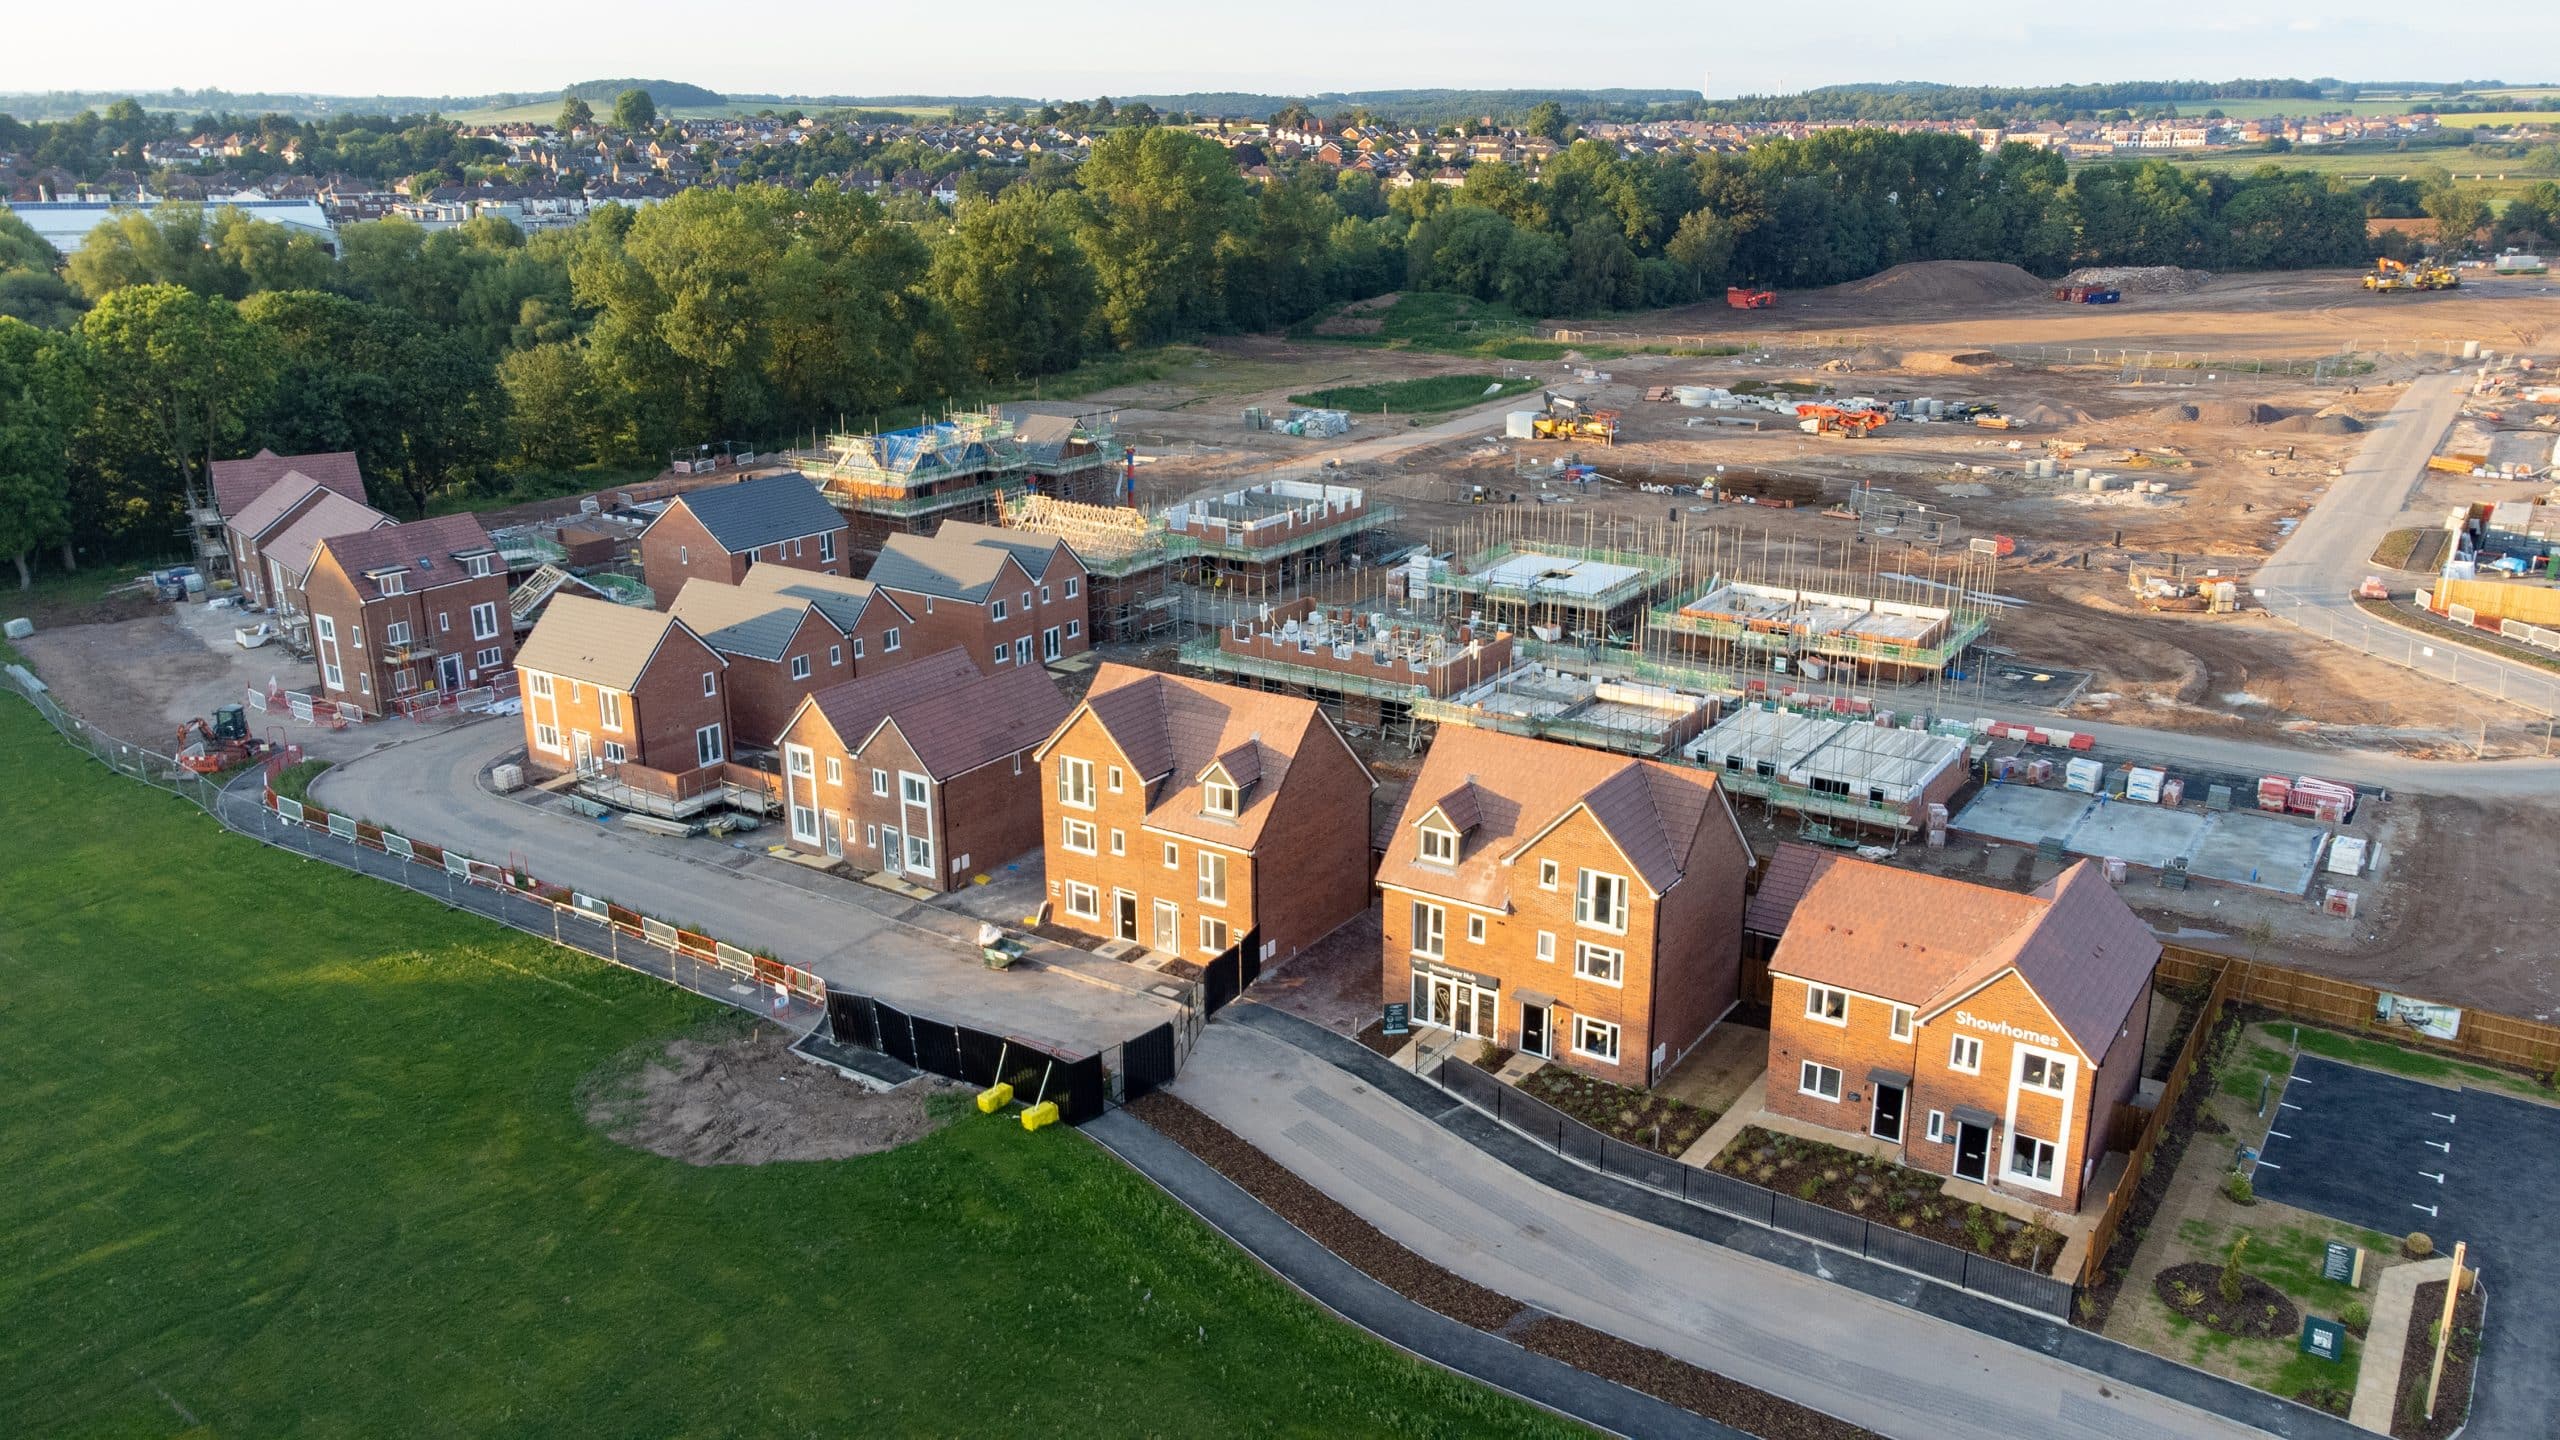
[1291, 292, 1601, 361]
[1288, 374, 1539, 414]
[0, 698, 1572, 1437]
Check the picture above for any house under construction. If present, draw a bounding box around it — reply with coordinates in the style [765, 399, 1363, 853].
[789, 410, 1117, 556]
[1161, 478, 1394, 585]
[1684, 702, 1970, 834]
[1416, 512, 1684, 642]
[995, 492, 1175, 642]
[1646, 528, 1999, 683]
[1414, 658, 1720, 758]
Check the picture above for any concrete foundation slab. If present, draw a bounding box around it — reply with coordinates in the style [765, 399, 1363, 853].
[2183, 811, 2324, 896]
[1948, 783, 2091, 845]
[2064, 802, 2203, 872]
[1951, 783, 2325, 896]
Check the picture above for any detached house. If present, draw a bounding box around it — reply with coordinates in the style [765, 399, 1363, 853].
[1763, 856, 2157, 1211]
[304, 515, 513, 716]
[1377, 727, 1752, 1087]
[638, 472, 851, 606]
[513, 593, 730, 780]
[1035, 665, 1373, 963]
[866, 520, 1091, 671]
[774, 648, 1070, 886]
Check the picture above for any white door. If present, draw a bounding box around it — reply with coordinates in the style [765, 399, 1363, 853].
[1013, 636, 1033, 666]
[1041, 625, 1061, 662]
[880, 825, 901, 869]
[824, 817, 844, 859]
[785, 745, 820, 844]
[1152, 900, 1180, 952]
[572, 732, 593, 772]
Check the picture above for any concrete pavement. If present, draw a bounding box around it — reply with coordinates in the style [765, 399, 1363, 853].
[311, 720, 1183, 1053]
[1172, 1022, 2295, 1440]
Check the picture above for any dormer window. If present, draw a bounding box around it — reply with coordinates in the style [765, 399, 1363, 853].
[1417, 820, 1458, 865]
[1202, 772, 1238, 818]
[373, 569, 405, 596]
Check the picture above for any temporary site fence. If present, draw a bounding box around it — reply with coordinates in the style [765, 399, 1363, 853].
[2156, 945, 2560, 1077]
[824, 990, 1108, 1123]
[1432, 1055, 2078, 1320]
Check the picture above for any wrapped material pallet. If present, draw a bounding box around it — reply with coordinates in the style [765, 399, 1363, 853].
[2125, 766, 2165, 804]
[2065, 757, 2104, 795]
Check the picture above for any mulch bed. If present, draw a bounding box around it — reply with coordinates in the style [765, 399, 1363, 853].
[2150, 1261, 2300, 1340]
[1710, 1127, 2067, 1274]
[1518, 1063, 1716, 1157]
[2391, 1279, 2484, 1440]
[2078, 1007, 2247, 1327]
[1128, 1092, 1876, 1440]
[1351, 1018, 1403, 1058]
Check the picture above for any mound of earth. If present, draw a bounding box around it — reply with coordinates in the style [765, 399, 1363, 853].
[1902, 349, 2011, 375]
[1835, 260, 2048, 306]
[586, 1022, 964, 1165]
[2268, 412, 2366, 434]
[2061, 265, 2213, 294]
[1312, 292, 1401, 336]
[2005, 400, 2090, 426]
[2152, 399, 2281, 425]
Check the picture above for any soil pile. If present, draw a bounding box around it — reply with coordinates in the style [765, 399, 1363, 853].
[2006, 400, 2091, 426]
[2153, 399, 2282, 425]
[2062, 266, 2213, 294]
[1312, 292, 1399, 337]
[1836, 260, 2049, 306]
[1902, 349, 2011, 375]
[2268, 412, 2366, 435]
[586, 1024, 963, 1165]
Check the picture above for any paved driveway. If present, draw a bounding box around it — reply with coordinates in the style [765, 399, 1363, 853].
[1174, 1022, 2285, 1440]
[312, 720, 1182, 1052]
[2254, 1053, 2559, 1437]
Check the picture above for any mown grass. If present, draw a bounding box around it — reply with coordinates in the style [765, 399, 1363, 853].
[1291, 292, 1622, 361]
[0, 699, 1572, 1439]
[1288, 374, 1540, 414]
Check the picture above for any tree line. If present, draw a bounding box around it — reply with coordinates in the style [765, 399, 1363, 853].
[0, 126, 2436, 586]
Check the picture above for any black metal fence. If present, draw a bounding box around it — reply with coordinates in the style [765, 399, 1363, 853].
[1436, 1058, 2077, 1320]
[827, 991, 1108, 1124]
[1198, 929, 1262, 1016]
[1122, 1022, 1180, 1101]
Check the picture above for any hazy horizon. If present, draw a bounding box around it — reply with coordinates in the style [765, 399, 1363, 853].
[5, 0, 2550, 105]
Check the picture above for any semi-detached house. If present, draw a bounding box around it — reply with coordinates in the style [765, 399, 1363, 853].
[773, 648, 1069, 888]
[303, 514, 513, 716]
[513, 592, 730, 782]
[638, 471, 851, 606]
[1376, 726, 1753, 1088]
[866, 521, 1091, 671]
[1035, 665, 1373, 964]
[1763, 855, 2158, 1211]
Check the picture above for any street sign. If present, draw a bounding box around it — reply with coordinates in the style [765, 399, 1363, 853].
[1382, 1002, 1409, 1037]
[2321, 1241, 2363, 1286]
[2301, 1315, 2346, 1362]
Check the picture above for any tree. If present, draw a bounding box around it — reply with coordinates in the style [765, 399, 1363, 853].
[1074, 128, 1252, 345]
[75, 283, 278, 539]
[613, 88, 657, 133]
[0, 212, 83, 328]
[0, 319, 82, 586]
[499, 342, 613, 470]
[67, 204, 332, 301]
[239, 290, 503, 516]
[1524, 100, 1570, 143]
[559, 95, 594, 131]
[931, 186, 1098, 382]
[2423, 182, 2494, 249]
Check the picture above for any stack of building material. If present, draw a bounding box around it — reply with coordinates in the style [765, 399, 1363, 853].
[2064, 757, 2103, 795]
[2125, 767, 2165, 804]
[2257, 776, 2294, 812]
[2289, 775, 2356, 823]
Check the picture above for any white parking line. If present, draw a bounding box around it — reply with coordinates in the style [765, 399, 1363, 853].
[2413, 1202, 2439, 1218]
[2426, 1140, 2451, 1153]
[2431, 1111, 2457, 1124]
[2420, 1170, 2446, 1184]
[2254, 1159, 2282, 1169]
[2277, 1101, 2303, 1111]
[2266, 1130, 2292, 1140]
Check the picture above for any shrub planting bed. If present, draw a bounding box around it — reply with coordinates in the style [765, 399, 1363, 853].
[1518, 1063, 1716, 1156]
[2391, 1279, 2483, 1440]
[2151, 1260, 2301, 1340]
[1709, 1126, 2067, 1273]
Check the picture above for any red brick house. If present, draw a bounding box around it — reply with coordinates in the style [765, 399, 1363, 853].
[513, 593, 730, 780]
[773, 648, 1070, 887]
[1034, 664, 1373, 963]
[665, 579, 860, 752]
[1376, 726, 1753, 1087]
[208, 448, 368, 585]
[303, 515, 513, 716]
[224, 470, 388, 611]
[638, 471, 851, 606]
[866, 520, 1092, 671]
[1763, 857, 2157, 1211]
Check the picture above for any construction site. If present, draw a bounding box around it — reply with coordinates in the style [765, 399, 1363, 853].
[787, 409, 1120, 556]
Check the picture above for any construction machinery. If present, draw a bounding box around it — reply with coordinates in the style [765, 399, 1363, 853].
[2364, 257, 2459, 292]
[1795, 403, 1888, 439]
[177, 704, 269, 774]
[2053, 284, 2121, 304]
[1725, 286, 1776, 310]
[1529, 395, 1619, 445]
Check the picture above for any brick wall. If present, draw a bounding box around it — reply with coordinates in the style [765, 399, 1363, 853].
[640, 505, 851, 608]
[1235, 714, 1371, 960]
[304, 558, 514, 717]
[718, 609, 854, 750]
[521, 627, 728, 777]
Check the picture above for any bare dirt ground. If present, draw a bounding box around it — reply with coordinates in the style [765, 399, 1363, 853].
[584, 1018, 966, 1166]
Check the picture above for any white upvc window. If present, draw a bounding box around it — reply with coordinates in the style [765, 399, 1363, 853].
[788, 747, 814, 776]
[991, 597, 1008, 621]
[882, 627, 899, 652]
[1197, 851, 1228, 905]
[1574, 869, 1628, 933]
[465, 553, 495, 579]
[694, 722, 723, 767]
[1198, 916, 1230, 955]
[375, 570, 405, 596]
[1064, 575, 1079, 598]
[872, 768, 890, 796]
[526, 669, 552, 698]
[1061, 818, 1098, 855]
[1409, 900, 1445, 959]
[1574, 941, 1623, 986]
[1805, 985, 1848, 1024]
[1417, 821, 1457, 865]
[2020, 1052, 2071, 1094]
[1065, 619, 1080, 639]
[1466, 913, 1486, 944]
[1039, 585, 1051, 604]
[384, 620, 411, 647]
[475, 647, 503, 668]
[1799, 1061, 1843, 1101]
[1062, 881, 1100, 920]
[1109, 828, 1126, 856]
[1574, 1016, 1621, 1063]
[1538, 859, 1559, 890]
[1926, 1110, 1946, 1143]
[602, 741, 626, 763]
[825, 758, 841, 784]
[819, 532, 836, 563]
[1890, 1004, 1914, 1041]
[1162, 841, 1179, 869]
[2008, 1132, 2057, 1184]
[1057, 756, 1094, 808]
[597, 690, 622, 732]
[901, 773, 928, 805]
[1201, 776, 1237, 816]
[534, 723, 561, 751]
[829, 645, 842, 667]
[470, 602, 499, 641]
[1949, 1035, 1983, 1074]
[1535, 930, 1555, 962]
[702, 671, 717, 696]
[1107, 765, 1124, 793]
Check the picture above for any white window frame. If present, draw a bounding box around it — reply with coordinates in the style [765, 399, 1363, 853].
[1409, 900, 1445, 959]
[1535, 930, 1555, 963]
[1061, 818, 1098, 855]
[1107, 765, 1124, 793]
[470, 601, 499, 641]
[819, 531, 836, 563]
[1065, 618, 1081, 639]
[702, 670, 718, 697]
[829, 644, 842, 667]
[872, 768, 890, 796]
[1799, 1061, 1843, 1102]
[597, 689, 622, 732]
[1804, 985, 1848, 1025]
[384, 619, 412, 647]
[1062, 881, 1100, 920]
[991, 597, 1008, 621]
[1202, 777, 1238, 816]
[1574, 941, 1624, 986]
[1573, 1016, 1621, 1064]
[1949, 1034, 1983, 1074]
[533, 723, 561, 751]
[2008, 1132, 2058, 1185]
[375, 570, 405, 596]
[1417, 821, 1457, 865]
[601, 740, 626, 764]
[1538, 858, 1559, 890]
[475, 646, 503, 668]
[1198, 915, 1230, 955]
[1109, 828, 1126, 856]
[1890, 1004, 1914, 1041]
[1162, 841, 1179, 869]
[2019, 1052, 2071, 1095]
[1925, 1110, 1945, 1144]
[525, 669, 552, 698]
[790, 654, 813, 681]
[693, 722, 723, 768]
[1466, 913, 1486, 944]
[825, 757, 841, 784]
[1057, 756, 1094, 808]
[900, 773, 929, 806]
[1064, 575, 1079, 598]
[1197, 851, 1228, 905]
[882, 627, 899, 652]
[1574, 868, 1629, 933]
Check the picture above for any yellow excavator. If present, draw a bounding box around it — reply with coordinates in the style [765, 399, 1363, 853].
[2364, 257, 2459, 293]
[1529, 396, 1619, 445]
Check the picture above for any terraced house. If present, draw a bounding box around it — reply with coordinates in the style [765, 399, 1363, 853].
[1376, 727, 1753, 1088]
[638, 472, 852, 606]
[512, 593, 729, 783]
[866, 521, 1091, 672]
[303, 515, 513, 716]
[1762, 856, 2158, 1211]
[1035, 665, 1372, 963]
[663, 576, 881, 749]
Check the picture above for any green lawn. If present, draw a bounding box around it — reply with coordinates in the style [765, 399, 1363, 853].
[0, 700, 1571, 1438]
[2289, 1022, 2557, 1101]
[1288, 374, 1540, 415]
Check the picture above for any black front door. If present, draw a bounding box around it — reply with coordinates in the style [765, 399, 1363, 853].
[1521, 1004, 1550, 1058]
[1954, 1121, 1990, 1183]
[1115, 892, 1140, 943]
[1871, 1084, 1904, 1143]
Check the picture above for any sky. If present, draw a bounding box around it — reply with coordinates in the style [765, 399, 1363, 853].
[3, 0, 2551, 101]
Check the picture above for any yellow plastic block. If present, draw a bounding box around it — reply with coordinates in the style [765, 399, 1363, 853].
[1021, 1100, 1060, 1131]
[976, 1082, 1015, 1114]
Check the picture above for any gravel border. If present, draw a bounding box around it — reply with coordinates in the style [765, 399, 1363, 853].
[1130, 1091, 1877, 1440]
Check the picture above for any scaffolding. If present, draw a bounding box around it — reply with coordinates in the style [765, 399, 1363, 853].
[995, 492, 1173, 643]
[789, 409, 1117, 548]
[1645, 527, 1999, 682]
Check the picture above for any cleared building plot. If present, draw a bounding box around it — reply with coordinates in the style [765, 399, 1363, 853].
[1950, 784, 2328, 895]
[1683, 704, 1966, 831]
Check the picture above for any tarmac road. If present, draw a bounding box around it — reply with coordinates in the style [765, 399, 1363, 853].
[311, 720, 1184, 1054]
